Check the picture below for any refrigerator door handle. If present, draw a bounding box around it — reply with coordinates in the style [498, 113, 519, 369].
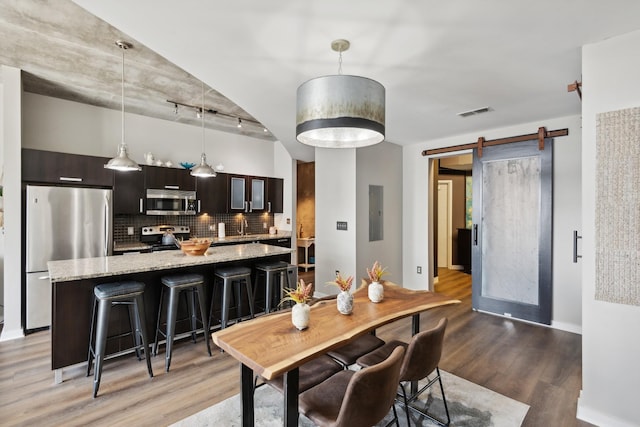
[38, 275, 50, 280]
[104, 203, 110, 257]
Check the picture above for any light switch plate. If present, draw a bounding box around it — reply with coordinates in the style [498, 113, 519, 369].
[336, 221, 348, 231]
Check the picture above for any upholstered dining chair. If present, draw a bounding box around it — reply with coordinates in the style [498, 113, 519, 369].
[298, 346, 405, 427]
[309, 294, 386, 369]
[356, 317, 450, 426]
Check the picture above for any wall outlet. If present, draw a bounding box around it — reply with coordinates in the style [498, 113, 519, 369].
[335, 270, 340, 276]
[417, 266, 422, 274]
[263, 222, 268, 229]
[127, 227, 134, 235]
[209, 224, 215, 232]
[286, 218, 291, 224]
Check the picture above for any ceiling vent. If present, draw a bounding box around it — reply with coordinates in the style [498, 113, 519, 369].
[457, 106, 492, 118]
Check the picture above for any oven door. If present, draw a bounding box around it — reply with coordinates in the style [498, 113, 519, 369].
[146, 189, 197, 215]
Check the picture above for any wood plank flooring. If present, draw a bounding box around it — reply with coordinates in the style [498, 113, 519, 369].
[0, 268, 591, 426]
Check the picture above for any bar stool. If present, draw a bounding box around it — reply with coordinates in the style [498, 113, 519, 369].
[153, 273, 211, 372]
[86, 281, 153, 398]
[254, 261, 294, 313]
[210, 266, 254, 330]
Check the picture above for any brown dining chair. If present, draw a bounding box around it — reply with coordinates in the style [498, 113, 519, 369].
[356, 317, 450, 426]
[261, 354, 343, 394]
[299, 346, 405, 427]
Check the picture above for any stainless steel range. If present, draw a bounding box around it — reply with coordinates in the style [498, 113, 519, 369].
[140, 225, 191, 251]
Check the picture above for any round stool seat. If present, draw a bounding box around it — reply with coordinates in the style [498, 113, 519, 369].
[256, 261, 289, 272]
[215, 266, 252, 278]
[94, 281, 145, 300]
[161, 273, 205, 288]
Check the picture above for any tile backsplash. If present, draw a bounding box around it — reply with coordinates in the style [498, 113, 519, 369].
[114, 213, 275, 244]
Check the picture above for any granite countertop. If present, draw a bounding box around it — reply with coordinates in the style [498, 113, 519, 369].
[209, 231, 292, 244]
[48, 243, 294, 283]
[112, 231, 292, 253]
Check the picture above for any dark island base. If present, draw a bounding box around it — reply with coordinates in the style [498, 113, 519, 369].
[52, 255, 288, 370]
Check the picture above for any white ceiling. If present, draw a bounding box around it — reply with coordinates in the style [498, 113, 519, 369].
[24, 2, 640, 160]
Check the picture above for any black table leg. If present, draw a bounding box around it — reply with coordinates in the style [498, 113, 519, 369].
[411, 314, 420, 396]
[283, 367, 300, 426]
[241, 363, 254, 427]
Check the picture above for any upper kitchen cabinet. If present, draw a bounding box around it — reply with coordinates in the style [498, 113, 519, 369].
[267, 177, 284, 213]
[196, 172, 228, 214]
[229, 175, 267, 213]
[145, 165, 196, 191]
[113, 169, 145, 214]
[22, 148, 113, 187]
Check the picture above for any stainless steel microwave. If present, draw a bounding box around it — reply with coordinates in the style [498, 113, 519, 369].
[146, 189, 197, 215]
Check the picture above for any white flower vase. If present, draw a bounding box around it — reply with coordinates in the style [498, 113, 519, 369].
[337, 290, 354, 315]
[368, 281, 384, 303]
[291, 303, 310, 330]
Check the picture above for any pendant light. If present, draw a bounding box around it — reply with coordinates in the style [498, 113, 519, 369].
[105, 40, 141, 171]
[296, 39, 385, 148]
[190, 81, 217, 178]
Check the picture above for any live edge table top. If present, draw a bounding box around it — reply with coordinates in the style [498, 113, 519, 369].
[211, 281, 460, 380]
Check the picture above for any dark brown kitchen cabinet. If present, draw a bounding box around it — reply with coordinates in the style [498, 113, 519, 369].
[113, 168, 145, 214]
[267, 177, 284, 213]
[196, 172, 228, 214]
[144, 165, 196, 191]
[22, 148, 113, 187]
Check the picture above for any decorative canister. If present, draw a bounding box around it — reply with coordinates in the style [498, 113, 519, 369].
[368, 281, 384, 303]
[337, 290, 354, 315]
[292, 303, 310, 330]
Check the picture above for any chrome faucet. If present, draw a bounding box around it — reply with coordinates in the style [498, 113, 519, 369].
[238, 217, 248, 235]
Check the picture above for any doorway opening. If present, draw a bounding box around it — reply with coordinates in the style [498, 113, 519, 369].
[431, 153, 473, 290]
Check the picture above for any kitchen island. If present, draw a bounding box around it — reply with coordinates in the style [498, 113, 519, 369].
[48, 243, 293, 379]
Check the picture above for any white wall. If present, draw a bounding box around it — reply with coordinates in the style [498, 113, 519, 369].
[273, 141, 295, 243]
[577, 29, 640, 427]
[402, 115, 583, 333]
[0, 66, 24, 341]
[356, 142, 403, 286]
[315, 147, 357, 295]
[22, 93, 275, 177]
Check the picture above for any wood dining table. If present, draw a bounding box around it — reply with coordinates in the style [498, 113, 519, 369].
[211, 280, 460, 427]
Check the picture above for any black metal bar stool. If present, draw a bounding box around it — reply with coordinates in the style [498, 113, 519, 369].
[153, 273, 211, 372]
[210, 266, 254, 330]
[254, 261, 294, 313]
[86, 281, 153, 398]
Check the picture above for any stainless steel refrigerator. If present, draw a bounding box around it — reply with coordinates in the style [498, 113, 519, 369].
[26, 185, 112, 330]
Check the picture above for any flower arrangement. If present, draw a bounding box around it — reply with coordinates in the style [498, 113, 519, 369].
[281, 279, 314, 305]
[327, 272, 354, 292]
[367, 261, 388, 283]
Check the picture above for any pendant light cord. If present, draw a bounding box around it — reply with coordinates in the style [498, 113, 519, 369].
[121, 44, 125, 145]
[201, 81, 205, 152]
[338, 49, 343, 75]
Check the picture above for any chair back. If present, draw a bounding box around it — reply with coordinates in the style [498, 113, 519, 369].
[400, 317, 448, 382]
[334, 346, 405, 427]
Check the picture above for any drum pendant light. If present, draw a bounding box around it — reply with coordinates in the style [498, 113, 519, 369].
[190, 81, 217, 178]
[296, 39, 385, 148]
[105, 40, 141, 171]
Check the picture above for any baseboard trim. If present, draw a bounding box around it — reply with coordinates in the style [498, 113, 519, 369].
[577, 392, 638, 427]
[550, 320, 582, 335]
[0, 327, 25, 342]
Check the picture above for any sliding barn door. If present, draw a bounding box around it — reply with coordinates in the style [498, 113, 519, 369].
[471, 139, 552, 324]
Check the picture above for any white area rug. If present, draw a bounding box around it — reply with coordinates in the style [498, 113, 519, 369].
[172, 370, 529, 427]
